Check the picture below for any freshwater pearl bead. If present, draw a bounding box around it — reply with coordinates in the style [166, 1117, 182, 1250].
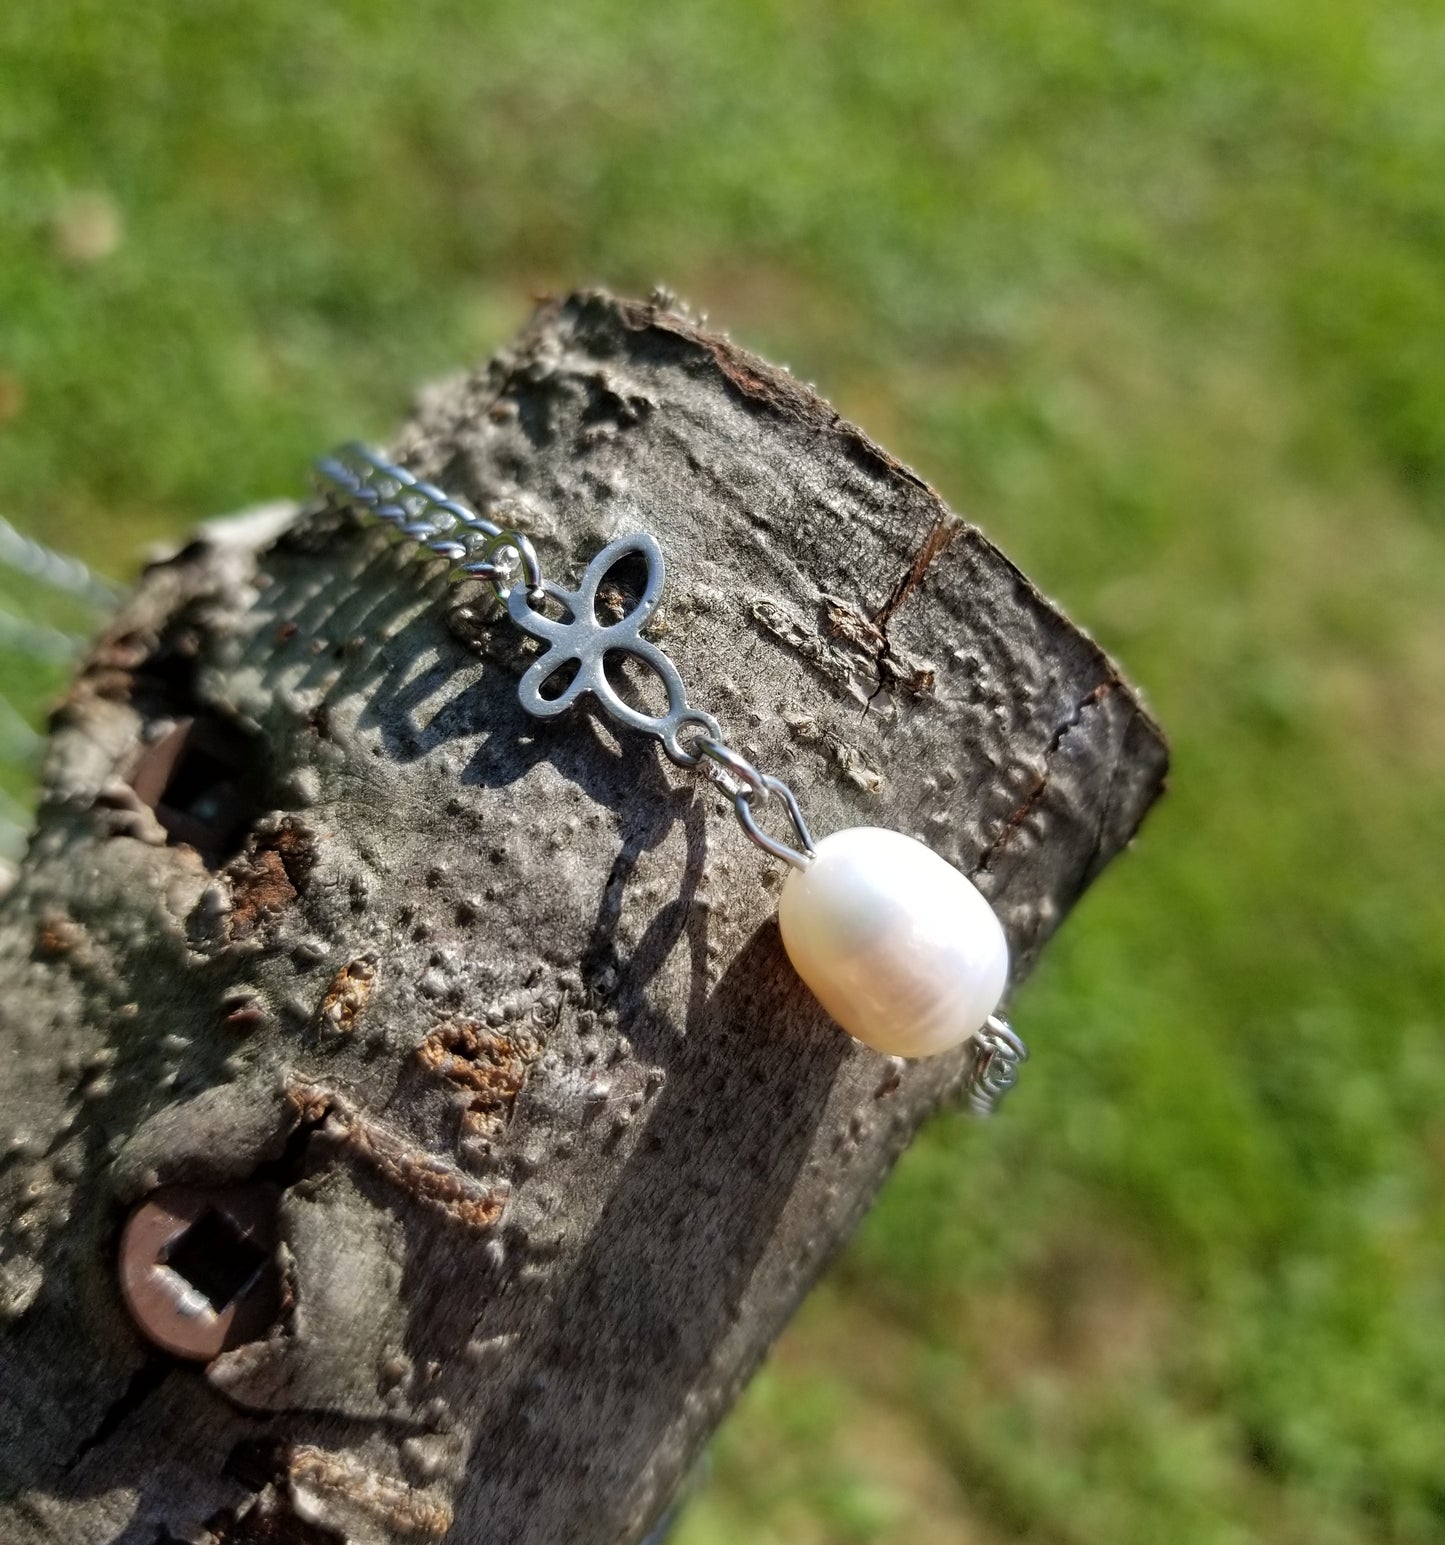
[778, 826, 1009, 1059]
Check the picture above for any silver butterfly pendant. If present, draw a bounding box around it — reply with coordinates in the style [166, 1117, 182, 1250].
[506, 533, 717, 761]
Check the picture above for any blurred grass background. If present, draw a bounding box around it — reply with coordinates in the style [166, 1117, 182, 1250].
[2, 2, 1443, 1541]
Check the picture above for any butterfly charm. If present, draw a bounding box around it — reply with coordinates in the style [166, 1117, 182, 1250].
[506, 532, 717, 761]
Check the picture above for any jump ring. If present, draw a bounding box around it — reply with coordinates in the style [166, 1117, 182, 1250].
[661, 710, 724, 767]
[461, 530, 543, 602]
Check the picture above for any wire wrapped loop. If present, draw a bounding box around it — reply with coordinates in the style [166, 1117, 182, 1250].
[695, 738, 815, 870]
[964, 1015, 1028, 1115]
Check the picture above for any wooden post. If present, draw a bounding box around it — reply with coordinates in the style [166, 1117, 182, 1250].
[0, 292, 1167, 1544]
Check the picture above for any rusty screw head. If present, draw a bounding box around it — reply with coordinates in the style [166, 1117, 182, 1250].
[118, 1183, 281, 1361]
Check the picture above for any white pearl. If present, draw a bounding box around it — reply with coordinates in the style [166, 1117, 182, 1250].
[778, 826, 1009, 1059]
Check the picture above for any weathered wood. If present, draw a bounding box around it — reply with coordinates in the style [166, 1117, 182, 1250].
[0, 291, 1167, 1544]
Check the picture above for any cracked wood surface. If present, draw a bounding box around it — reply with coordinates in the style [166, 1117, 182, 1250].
[0, 291, 1168, 1544]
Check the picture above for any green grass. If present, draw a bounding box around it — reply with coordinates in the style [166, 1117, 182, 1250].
[3, 3, 1443, 1540]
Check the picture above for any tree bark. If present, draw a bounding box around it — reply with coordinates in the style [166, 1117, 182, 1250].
[0, 291, 1167, 1544]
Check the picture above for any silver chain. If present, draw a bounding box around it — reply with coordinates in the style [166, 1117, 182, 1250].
[312, 442, 537, 594]
[313, 443, 1023, 1110]
[0, 511, 120, 610]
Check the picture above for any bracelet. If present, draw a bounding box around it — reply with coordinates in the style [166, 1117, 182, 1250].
[313, 444, 1027, 1112]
